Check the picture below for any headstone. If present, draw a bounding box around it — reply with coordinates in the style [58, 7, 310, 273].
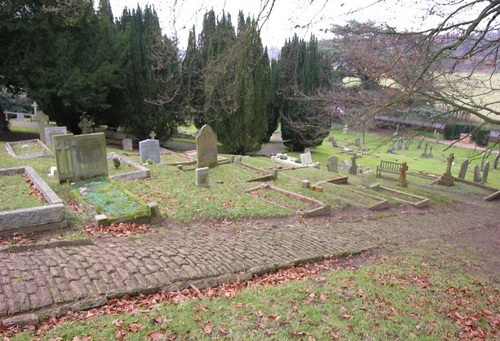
[435, 131, 440, 144]
[302, 180, 311, 189]
[122, 138, 133, 151]
[16, 113, 24, 121]
[494, 154, 499, 169]
[404, 138, 411, 150]
[473, 165, 482, 183]
[349, 153, 358, 175]
[31, 101, 38, 116]
[342, 124, 348, 134]
[397, 162, 409, 187]
[139, 139, 161, 164]
[458, 159, 469, 179]
[328, 136, 338, 148]
[343, 159, 351, 169]
[482, 161, 490, 183]
[480, 152, 486, 171]
[195, 167, 209, 188]
[397, 137, 403, 150]
[32, 111, 49, 144]
[428, 145, 434, 158]
[78, 115, 92, 134]
[421, 142, 429, 158]
[44, 126, 68, 146]
[361, 170, 379, 189]
[417, 136, 424, 149]
[355, 136, 360, 147]
[300, 151, 313, 165]
[149, 131, 156, 139]
[53, 133, 108, 183]
[393, 124, 399, 136]
[196, 125, 218, 168]
[327, 156, 338, 173]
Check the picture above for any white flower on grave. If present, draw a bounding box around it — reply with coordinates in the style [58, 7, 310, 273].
[22, 144, 29, 150]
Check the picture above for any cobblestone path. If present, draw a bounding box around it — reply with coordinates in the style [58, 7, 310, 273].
[1, 202, 498, 325]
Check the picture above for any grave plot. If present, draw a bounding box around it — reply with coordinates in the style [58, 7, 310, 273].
[233, 159, 277, 182]
[4, 139, 54, 159]
[321, 183, 389, 210]
[0, 166, 66, 235]
[246, 183, 330, 217]
[281, 167, 348, 184]
[71, 176, 154, 225]
[375, 186, 429, 208]
[107, 153, 151, 181]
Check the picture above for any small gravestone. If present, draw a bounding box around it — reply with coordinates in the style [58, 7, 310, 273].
[421, 142, 429, 158]
[482, 161, 490, 183]
[494, 154, 499, 169]
[122, 138, 133, 151]
[78, 115, 92, 134]
[404, 138, 411, 150]
[53, 133, 108, 183]
[16, 113, 24, 121]
[195, 167, 209, 187]
[354, 136, 360, 147]
[435, 131, 440, 144]
[387, 139, 397, 154]
[327, 156, 338, 173]
[473, 165, 482, 183]
[45, 126, 68, 146]
[438, 152, 454, 186]
[417, 136, 424, 149]
[480, 152, 486, 171]
[342, 124, 348, 134]
[139, 138, 161, 164]
[397, 137, 403, 150]
[302, 180, 311, 189]
[32, 111, 49, 144]
[397, 162, 409, 187]
[300, 150, 313, 165]
[428, 145, 434, 158]
[328, 136, 338, 148]
[196, 125, 218, 168]
[361, 170, 379, 189]
[458, 159, 469, 179]
[349, 153, 359, 175]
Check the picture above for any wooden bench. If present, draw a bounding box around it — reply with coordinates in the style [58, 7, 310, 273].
[376, 160, 402, 177]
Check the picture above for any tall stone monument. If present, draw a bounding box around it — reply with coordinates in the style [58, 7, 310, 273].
[196, 125, 218, 168]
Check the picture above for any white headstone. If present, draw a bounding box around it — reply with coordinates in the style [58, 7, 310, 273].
[195, 167, 210, 187]
[300, 152, 313, 165]
[139, 139, 161, 164]
[45, 126, 68, 146]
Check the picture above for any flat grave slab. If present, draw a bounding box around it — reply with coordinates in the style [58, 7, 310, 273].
[4, 139, 54, 159]
[0, 166, 66, 235]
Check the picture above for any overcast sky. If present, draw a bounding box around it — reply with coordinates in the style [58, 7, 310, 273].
[107, 0, 443, 49]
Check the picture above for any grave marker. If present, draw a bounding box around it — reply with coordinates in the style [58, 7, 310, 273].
[494, 153, 499, 169]
[78, 115, 92, 134]
[196, 125, 218, 168]
[122, 138, 133, 151]
[300, 150, 313, 165]
[355, 136, 360, 147]
[438, 152, 454, 186]
[397, 137, 403, 150]
[397, 162, 409, 187]
[32, 111, 49, 144]
[53, 133, 108, 183]
[458, 159, 469, 179]
[139, 139, 161, 164]
[195, 167, 210, 188]
[404, 138, 411, 150]
[327, 156, 338, 173]
[44, 126, 68, 146]
[480, 152, 486, 171]
[473, 165, 482, 183]
[361, 170, 380, 189]
[483, 161, 490, 183]
[417, 136, 424, 149]
[349, 153, 359, 175]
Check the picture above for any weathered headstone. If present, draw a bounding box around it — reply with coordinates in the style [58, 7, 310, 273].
[300, 151, 313, 165]
[438, 152, 454, 186]
[53, 133, 108, 183]
[342, 124, 348, 134]
[196, 125, 218, 168]
[458, 159, 469, 179]
[361, 170, 379, 189]
[482, 161, 490, 183]
[349, 153, 359, 175]
[302, 180, 311, 189]
[78, 115, 92, 134]
[327, 156, 338, 173]
[480, 152, 486, 171]
[397, 137, 403, 150]
[435, 131, 440, 144]
[328, 136, 338, 148]
[355, 136, 360, 147]
[122, 138, 133, 151]
[397, 162, 409, 187]
[44, 126, 68, 146]
[428, 145, 434, 158]
[473, 165, 482, 183]
[32, 111, 49, 144]
[139, 139, 161, 164]
[404, 138, 411, 150]
[421, 142, 429, 158]
[16, 113, 24, 121]
[417, 136, 424, 149]
[195, 167, 210, 187]
[494, 153, 499, 169]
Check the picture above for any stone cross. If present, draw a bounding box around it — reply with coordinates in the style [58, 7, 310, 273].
[438, 152, 455, 186]
[149, 131, 156, 140]
[349, 153, 359, 175]
[397, 162, 408, 187]
[32, 111, 49, 143]
[31, 101, 38, 116]
[78, 115, 92, 134]
[445, 152, 454, 174]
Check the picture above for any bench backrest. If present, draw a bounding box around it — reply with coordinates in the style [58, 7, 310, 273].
[380, 160, 401, 170]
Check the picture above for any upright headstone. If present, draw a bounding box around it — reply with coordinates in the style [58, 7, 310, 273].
[494, 153, 499, 169]
[438, 152, 454, 186]
[428, 145, 434, 158]
[342, 124, 348, 134]
[397, 137, 403, 150]
[78, 115, 92, 134]
[404, 138, 411, 150]
[302, 180, 311, 189]
[327, 156, 338, 173]
[45, 126, 68, 146]
[361, 170, 379, 189]
[349, 153, 359, 175]
[480, 152, 486, 171]
[300, 150, 313, 165]
[421, 142, 429, 158]
[139, 139, 161, 164]
[435, 131, 440, 144]
[458, 159, 469, 179]
[53, 133, 108, 183]
[417, 136, 424, 149]
[473, 165, 482, 183]
[16, 113, 24, 121]
[32, 111, 49, 144]
[196, 125, 218, 168]
[397, 162, 409, 187]
[122, 138, 133, 151]
[328, 136, 338, 148]
[195, 167, 210, 188]
[387, 139, 397, 154]
[355, 136, 360, 147]
[482, 161, 490, 183]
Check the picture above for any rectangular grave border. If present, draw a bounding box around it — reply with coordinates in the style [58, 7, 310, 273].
[320, 182, 389, 211]
[4, 139, 54, 159]
[377, 186, 429, 208]
[233, 159, 277, 182]
[245, 183, 330, 217]
[0, 166, 66, 235]
[107, 153, 151, 181]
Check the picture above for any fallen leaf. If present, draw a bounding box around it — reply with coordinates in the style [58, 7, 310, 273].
[147, 331, 165, 340]
[128, 323, 145, 332]
[204, 322, 212, 334]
